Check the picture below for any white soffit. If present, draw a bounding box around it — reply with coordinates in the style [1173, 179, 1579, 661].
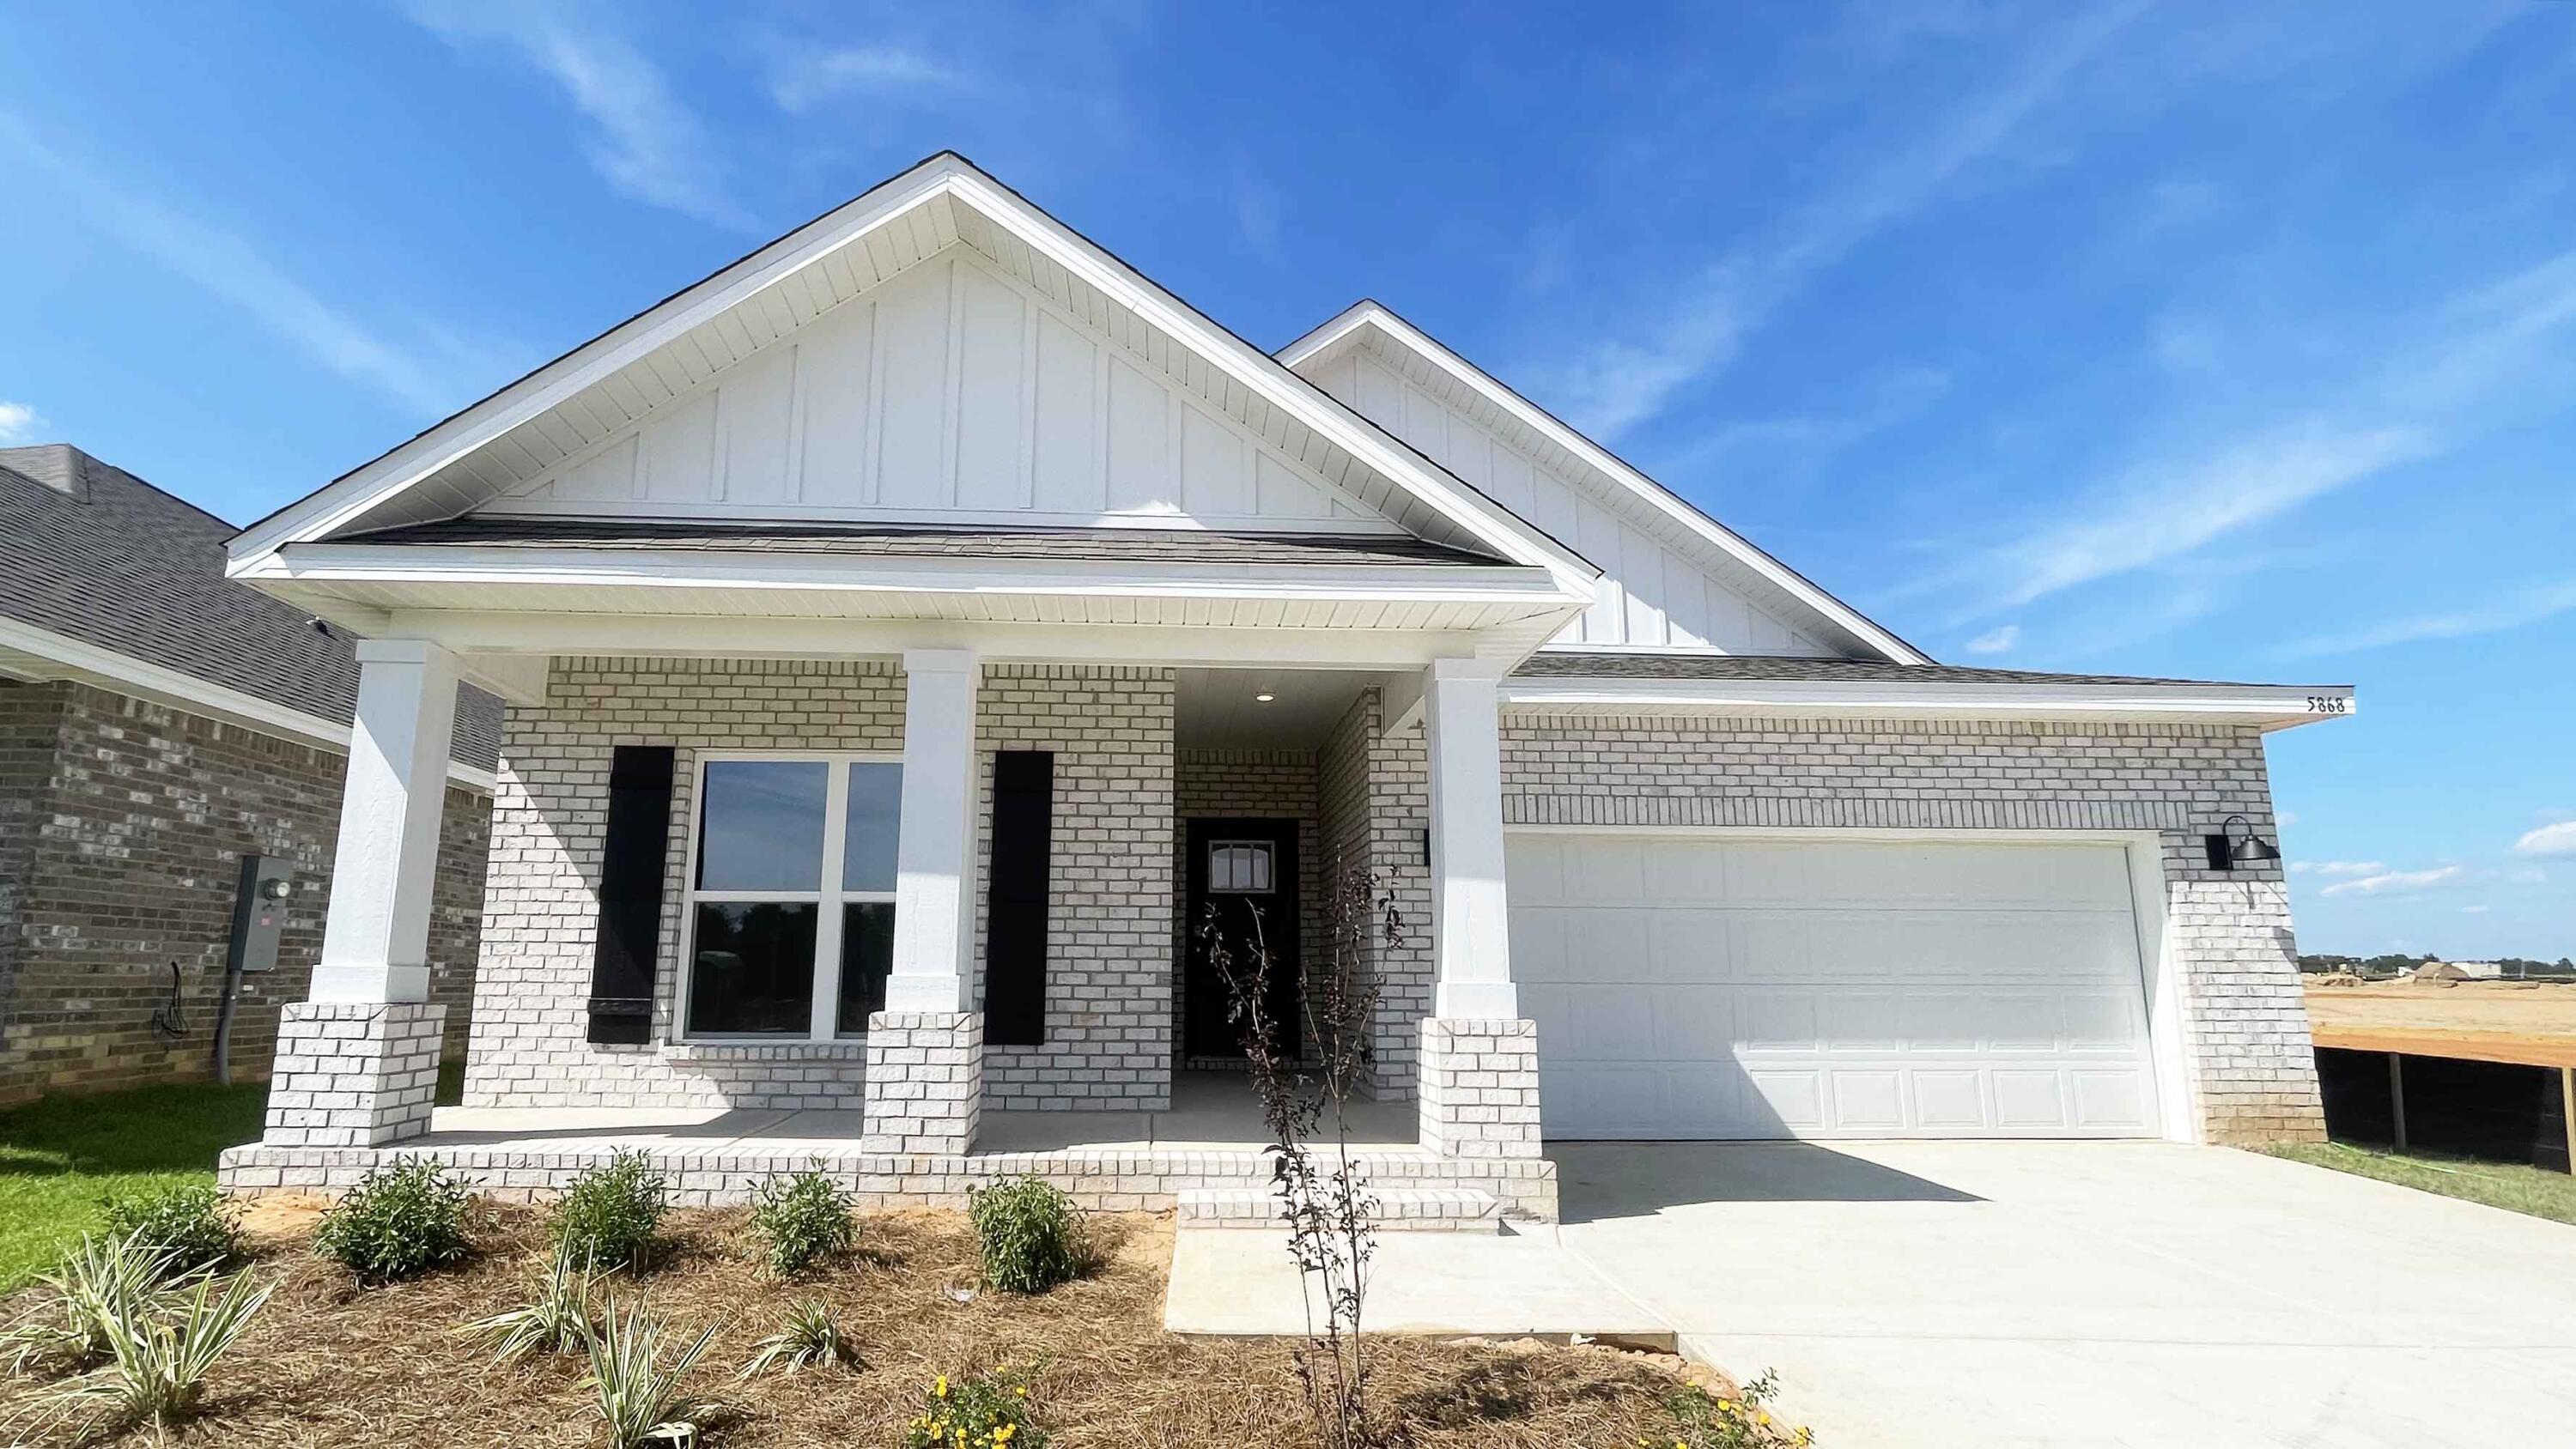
[1279, 301, 1930, 665]
[228, 155, 1599, 604]
[1501, 676, 2359, 731]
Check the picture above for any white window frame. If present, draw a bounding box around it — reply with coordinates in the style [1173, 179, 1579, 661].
[677, 749, 902, 1042]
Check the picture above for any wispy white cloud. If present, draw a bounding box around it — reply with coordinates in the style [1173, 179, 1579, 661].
[1963, 624, 2021, 655]
[406, 1, 749, 229]
[766, 42, 963, 113]
[0, 401, 39, 444]
[2292, 860, 2389, 877]
[1548, 3, 2142, 440]
[0, 116, 464, 415]
[2320, 864, 2464, 898]
[2287, 577, 2576, 658]
[2509, 867, 2550, 884]
[2513, 821, 2576, 858]
[2462, 904, 2490, 914]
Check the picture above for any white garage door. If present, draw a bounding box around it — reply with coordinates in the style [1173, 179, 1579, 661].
[1508, 834, 2160, 1140]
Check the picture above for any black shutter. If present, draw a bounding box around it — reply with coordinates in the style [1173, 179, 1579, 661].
[983, 749, 1054, 1046]
[586, 745, 675, 1045]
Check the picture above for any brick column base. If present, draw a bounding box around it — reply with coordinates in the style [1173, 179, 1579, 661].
[1418, 1017, 1542, 1159]
[261, 1002, 446, 1148]
[860, 1012, 983, 1155]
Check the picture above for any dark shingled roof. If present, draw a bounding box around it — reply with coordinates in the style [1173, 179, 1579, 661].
[331, 515, 1514, 567]
[1513, 652, 2336, 690]
[0, 445, 501, 774]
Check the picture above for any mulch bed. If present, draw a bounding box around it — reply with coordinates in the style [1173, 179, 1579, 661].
[3, 1203, 1742, 1447]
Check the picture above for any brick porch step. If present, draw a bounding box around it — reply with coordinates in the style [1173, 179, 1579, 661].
[1176, 1185, 1501, 1233]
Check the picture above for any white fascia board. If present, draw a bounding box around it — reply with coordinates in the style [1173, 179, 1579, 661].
[1500, 676, 2359, 730]
[230, 155, 1601, 607]
[1279, 303, 1931, 665]
[0, 615, 496, 791]
[255, 543, 1577, 606]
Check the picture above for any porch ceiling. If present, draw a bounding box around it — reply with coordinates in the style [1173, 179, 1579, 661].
[1176, 666, 1376, 749]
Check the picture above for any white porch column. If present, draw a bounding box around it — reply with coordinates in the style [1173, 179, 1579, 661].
[1418, 658, 1542, 1162]
[264, 639, 455, 1149]
[313, 640, 459, 1004]
[865, 646, 983, 1157]
[884, 647, 980, 1014]
[1423, 657, 1516, 1019]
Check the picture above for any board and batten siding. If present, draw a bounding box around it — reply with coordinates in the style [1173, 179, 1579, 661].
[486, 252, 1394, 534]
[1307, 348, 1830, 655]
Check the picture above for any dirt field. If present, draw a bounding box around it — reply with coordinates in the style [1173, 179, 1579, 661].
[2304, 977, 2576, 1066]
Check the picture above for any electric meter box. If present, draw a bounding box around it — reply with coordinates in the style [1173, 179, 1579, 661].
[227, 855, 294, 975]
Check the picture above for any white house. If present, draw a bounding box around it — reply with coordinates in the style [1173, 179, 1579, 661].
[216, 153, 2354, 1219]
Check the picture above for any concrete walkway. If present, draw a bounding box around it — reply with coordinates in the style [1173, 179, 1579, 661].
[1553, 1140, 2576, 1449]
[1163, 1226, 1671, 1346]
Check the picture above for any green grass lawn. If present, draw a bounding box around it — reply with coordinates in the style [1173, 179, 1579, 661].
[0, 1058, 465, 1289]
[0, 1080, 269, 1289]
[2263, 1139, 2576, 1226]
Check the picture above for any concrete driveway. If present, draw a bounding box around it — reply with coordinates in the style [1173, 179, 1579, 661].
[1552, 1140, 2576, 1449]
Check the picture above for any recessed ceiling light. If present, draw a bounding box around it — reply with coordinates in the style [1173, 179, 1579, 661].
[1254, 692, 1276, 702]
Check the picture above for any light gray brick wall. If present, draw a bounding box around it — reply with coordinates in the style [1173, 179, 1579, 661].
[1418, 1017, 1543, 1159]
[465, 658, 1177, 1115]
[860, 1011, 982, 1154]
[1498, 711, 2324, 1143]
[261, 1002, 445, 1147]
[1316, 688, 1435, 1099]
[972, 665, 1175, 1111]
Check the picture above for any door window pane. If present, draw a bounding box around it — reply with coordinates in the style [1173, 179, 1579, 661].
[696, 761, 828, 891]
[834, 901, 898, 1037]
[1210, 840, 1273, 894]
[688, 902, 817, 1034]
[841, 763, 904, 892]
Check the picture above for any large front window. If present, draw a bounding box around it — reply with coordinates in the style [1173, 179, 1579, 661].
[683, 754, 902, 1039]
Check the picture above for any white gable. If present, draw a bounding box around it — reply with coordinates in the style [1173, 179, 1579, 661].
[483, 249, 1393, 532]
[1304, 346, 1831, 653]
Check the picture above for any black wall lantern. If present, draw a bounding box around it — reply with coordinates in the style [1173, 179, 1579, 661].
[2204, 815, 2282, 871]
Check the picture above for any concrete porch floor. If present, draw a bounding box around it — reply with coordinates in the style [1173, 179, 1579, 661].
[423, 1071, 1421, 1156]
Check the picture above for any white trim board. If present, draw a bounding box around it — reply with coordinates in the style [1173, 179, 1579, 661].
[1500, 676, 2357, 731]
[0, 615, 497, 791]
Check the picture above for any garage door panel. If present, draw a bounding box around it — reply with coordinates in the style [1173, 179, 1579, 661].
[1510, 834, 2160, 1141]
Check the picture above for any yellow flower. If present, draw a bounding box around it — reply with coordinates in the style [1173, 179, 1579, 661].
[996, 1427, 1017, 1444]
[935, 1375, 950, 1397]
[1015, 1385, 1029, 1397]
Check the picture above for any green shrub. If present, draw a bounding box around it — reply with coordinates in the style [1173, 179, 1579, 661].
[748, 1170, 856, 1278]
[550, 1150, 669, 1272]
[905, 1368, 1047, 1449]
[966, 1178, 1081, 1294]
[312, 1158, 475, 1284]
[98, 1185, 240, 1279]
[1668, 1370, 1809, 1447]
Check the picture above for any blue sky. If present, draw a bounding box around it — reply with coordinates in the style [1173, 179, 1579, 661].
[3, 2, 2569, 958]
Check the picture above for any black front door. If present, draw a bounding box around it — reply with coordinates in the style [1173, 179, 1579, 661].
[1183, 817, 1301, 1059]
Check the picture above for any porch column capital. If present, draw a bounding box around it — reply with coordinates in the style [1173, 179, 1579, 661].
[312, 640, 459, 1003]
[1421, 659, 1516, 1019]
[885, 646, 981, 1014]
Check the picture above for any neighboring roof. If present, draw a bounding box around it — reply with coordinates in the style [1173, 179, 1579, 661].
[227, 152, 1600, 608]
[0, 445, 501, 775]
[1513, 653, 2323, 688]
[337, 517, 1507, 567]
[1278, 300, 1932, 666]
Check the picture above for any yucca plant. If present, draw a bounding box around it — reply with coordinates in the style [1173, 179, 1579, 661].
[737, 1299, 857, 1379]
[579, 1294, 721, 1448]
[459, 1240, 602, 1364]
[3, 1233, 188, 1375]
[25, 1267, 273, 1438]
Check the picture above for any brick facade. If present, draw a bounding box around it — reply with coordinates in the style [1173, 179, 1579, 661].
[464, 658, 1178, 1113]
[1418, 1017, 1544, 1158]
[0, 679, 489, 1106]
[1317, 688, 1436, 1100]
[261, 1002, 446, 1147]
[1497, 711, 2325, 1143]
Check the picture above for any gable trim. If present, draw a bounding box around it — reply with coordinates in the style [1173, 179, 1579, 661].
[229, 155, 1599, 609]
[1279, 300, 1931, 665]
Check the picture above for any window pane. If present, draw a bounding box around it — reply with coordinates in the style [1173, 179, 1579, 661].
[697, 761, 828, 891]
[834, 901, 897, 1037]
[688, 902, 817, 1034]
[1211, 841, 1273, 894]
[841, 763, 904, 892]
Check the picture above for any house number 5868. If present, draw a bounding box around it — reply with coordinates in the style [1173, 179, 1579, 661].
[2306, 696, 2348, 714]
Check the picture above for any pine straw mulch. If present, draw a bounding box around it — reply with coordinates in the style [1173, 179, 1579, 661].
[2, 1202, 1747, 1448]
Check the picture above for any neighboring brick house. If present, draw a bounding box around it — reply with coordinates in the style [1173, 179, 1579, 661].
[0, 444, 498, 1106]
[212, 154, 2354, 1216]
